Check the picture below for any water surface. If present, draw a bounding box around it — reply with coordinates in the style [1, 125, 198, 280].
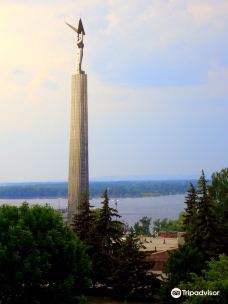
[0, 194, 186, 225]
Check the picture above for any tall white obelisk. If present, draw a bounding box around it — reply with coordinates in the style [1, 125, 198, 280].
[66, 19, 89, 224]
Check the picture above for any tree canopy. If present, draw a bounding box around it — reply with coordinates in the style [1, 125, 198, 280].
[134, 216, 152, 236]
[161, 168, 228, 303]
[179, 254, 228, 304]
[153, 212, 184, 233]
[0, 203, 91, 304]
[72, 190, 160, 301]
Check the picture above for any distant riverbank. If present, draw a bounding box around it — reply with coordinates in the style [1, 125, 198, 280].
[0, 194, 186, 226]
[0, 180, 195, 199]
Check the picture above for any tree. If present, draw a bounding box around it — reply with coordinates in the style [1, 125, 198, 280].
[72, 190, 125, 287]
[161, 169, 227, 303]
[111, 230, 160, 302]
[179, 254, 228, 304]
[84, 190, 124, 286]
[0, 203, 91, 304]
[195, 171, 221, 256]
[71, 190, 161, 301]
[72, 191, 95, 244]
[152, 212, 184, 234]
[183, 183, 197, 238]
[95, 191, 160, 299]
[209, 168, 228, 207]
[209, 168, 228, 254]
[95, 190, 124, 254]
[134, 216, 152, 236]
[160, 243, 205, 303]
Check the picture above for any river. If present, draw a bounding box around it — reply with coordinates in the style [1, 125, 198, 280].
[0, 194, 186, 226]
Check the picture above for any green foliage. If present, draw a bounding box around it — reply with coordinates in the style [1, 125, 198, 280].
[160, 243, 205, 303]
[183, 183, 197, 239]
[209, 168, 228, 206]
[165, 243, 205, 285]
[161, 169, 228, 303]
[90, 190, 124, 286]
[0, 203, 91, 304]
[134, 216, 152, 236]
[179, 254, 228, 304]
[194, 171, 222, 256]
[72, 191, 95, 244]
[153, 212, 184, 233]
[72, 190, 160, 301]
[95, 190, 123, 253]
[181, 170, 223, 258]
[73, 190, 124, 286]
[111, 230, 160, 302]
[73, 191, 119, 285]
[209, 168, 228, 254]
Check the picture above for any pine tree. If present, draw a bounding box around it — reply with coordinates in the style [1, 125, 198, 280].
[112, 230, 160, 301]
[209, 168, 228, 254]
[96, 190, 124, 254]
[195, 170, 221, 257]
[162, 170, 227, 303]
[89, 190, 124, 286]
[72, 191, 94, 244]
[183, 182, 197, 240]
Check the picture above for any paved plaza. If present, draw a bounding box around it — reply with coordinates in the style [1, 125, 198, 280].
[140, 237, 178, 252]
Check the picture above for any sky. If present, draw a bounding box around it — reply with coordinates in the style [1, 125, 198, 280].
[0, 0, 227, 182]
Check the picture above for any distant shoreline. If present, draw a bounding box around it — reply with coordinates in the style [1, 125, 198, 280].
[0, 192, 187, 200]
[0, 180, 195, 199]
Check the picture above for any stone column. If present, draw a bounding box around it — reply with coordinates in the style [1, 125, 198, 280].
[68, 73, 89, 224]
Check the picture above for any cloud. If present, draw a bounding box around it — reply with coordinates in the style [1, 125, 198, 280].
[187, 1, 228, 27]
[84, 0, 228, 86]
[0, 0, 227, 181]
[89, 65, 228, 124]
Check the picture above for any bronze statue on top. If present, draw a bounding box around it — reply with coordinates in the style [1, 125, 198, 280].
[66, 19, 85, 74]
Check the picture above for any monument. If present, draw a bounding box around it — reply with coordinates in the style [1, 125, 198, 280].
[66, 19, 89, 224]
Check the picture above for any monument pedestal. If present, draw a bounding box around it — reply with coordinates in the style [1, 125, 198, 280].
[68, 73, 89, 224]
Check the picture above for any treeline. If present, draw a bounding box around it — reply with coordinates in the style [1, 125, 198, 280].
[0, 180, 196, 199]
[133, 212, 185, 236]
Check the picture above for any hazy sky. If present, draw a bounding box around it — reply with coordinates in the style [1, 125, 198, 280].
[0, 0, 227, 182]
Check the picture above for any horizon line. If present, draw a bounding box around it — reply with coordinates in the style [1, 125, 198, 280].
[0, 175, 202, 185]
